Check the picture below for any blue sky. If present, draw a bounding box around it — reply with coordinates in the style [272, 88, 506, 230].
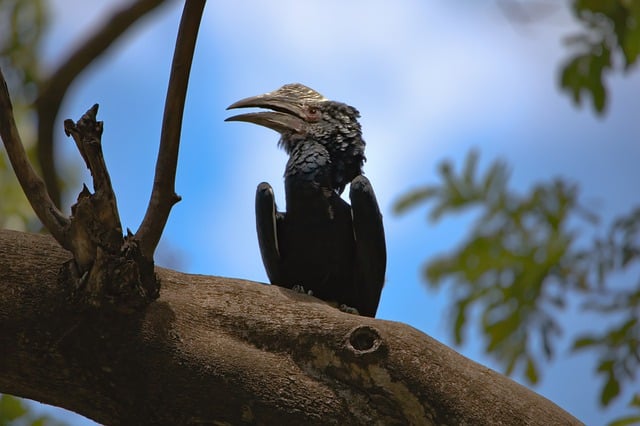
[24, 1, 640, 424]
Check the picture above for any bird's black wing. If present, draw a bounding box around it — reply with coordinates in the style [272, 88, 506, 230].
[349, 175, 386, 317]
[255, 182, 283, 284]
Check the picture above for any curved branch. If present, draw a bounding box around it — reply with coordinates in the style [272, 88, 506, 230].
[36, 0, 169, 207]
[0, 69, 70, 248]
[0, 229, 582, 425]
[136, 0, 206, 259]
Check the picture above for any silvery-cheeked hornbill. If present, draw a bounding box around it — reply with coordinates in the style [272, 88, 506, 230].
[225, 84, 386, 317]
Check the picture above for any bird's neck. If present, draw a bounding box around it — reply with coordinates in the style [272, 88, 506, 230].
[283, 140, 337, 218]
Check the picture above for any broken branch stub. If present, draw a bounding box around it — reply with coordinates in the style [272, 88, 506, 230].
[62, 104, 159, 312]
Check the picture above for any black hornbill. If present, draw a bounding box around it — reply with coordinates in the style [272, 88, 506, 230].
[226, 84, 386, 317]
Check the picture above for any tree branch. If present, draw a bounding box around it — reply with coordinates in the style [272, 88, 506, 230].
[62, 105, 122, 269]
[58, 104, 159, 310]
[136, 0, 205, 259]
[36, 0, 169, 207]
[0, 68, 70, 249]
[0, 229, 582, 425]
[3, 65, 158, 309]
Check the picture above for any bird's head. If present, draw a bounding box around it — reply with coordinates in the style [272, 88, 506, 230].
[225, 83, 363, 155]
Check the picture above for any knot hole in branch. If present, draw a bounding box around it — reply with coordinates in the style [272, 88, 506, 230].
[345, 325, 383, 357]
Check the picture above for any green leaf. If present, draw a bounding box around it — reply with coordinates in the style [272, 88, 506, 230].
[525, 356, 539, 384]
[560, 52, 586, 105]
[32, 418, 47, 426]
[453, 303, 466, 345]
[571, 335, 599, 350]
[423, 257, 452, 286]
[573, 0, 618, 16]
[0, 394, 28, 421]
[608, 415, 640, 426]
[590, 43, 610, 113]
[504, 349, 519, 377]
[462, 149, 479, 186]
[621, 245, 638, 267]
[485, 316, 520, 353]
[602, 374, 621, 406]
[598, 359, 615, 373]
[622, 2, 640, 67]
[607, 394, 640, 425]
[559, 40, 611, 114]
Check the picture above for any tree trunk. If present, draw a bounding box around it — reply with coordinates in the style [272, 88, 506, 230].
[0, 229, 581, 425]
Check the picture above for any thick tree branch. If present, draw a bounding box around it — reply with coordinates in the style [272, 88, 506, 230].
[0, 68, 70, 248]
[136, 0, 205, 259]
[36, 0, 169, 207]
[0, 229, 582, 425]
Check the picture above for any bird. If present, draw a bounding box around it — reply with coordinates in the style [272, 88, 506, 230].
[225, 83, 386, 317]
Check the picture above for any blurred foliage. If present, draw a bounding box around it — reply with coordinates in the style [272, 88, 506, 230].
[0, 1, 71, 425]
[396, 151, 597, 380]
[0, 394, 67, 426]
[561, 0, 640, 113]
[395, 150, 639, 422]
[0, 0, 47, 231]
[571, 207, 640, 407]
[0, 0, 45, 103]
[0, 395, 27, 424]
[396, 6, 640, 424]
[608, 394, 640, 426]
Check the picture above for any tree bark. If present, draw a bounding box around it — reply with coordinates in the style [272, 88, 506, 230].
[0, 229, 581, 425]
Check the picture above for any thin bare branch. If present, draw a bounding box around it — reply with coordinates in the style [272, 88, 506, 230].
[136, 0, 206, 259]
[0, 68, 70, 248]
[36, 0, 169, 207]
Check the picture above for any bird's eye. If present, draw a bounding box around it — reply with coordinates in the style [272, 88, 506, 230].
[306, 106, 321, 122]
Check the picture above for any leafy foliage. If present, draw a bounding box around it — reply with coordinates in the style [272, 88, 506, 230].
[572, 208, 640, 406]
[0, 0, 46, 102]
[560, 0, 640, 113]
[395, 150, 639, 416]
[396, 151, 598, 383]
[0, 1, 70, 424]
[396, 3, 640, 414]
[0, 394, 66, 426]
[0, 394, 27, 423]
[0, 0, 47, 231]
[608, 393, 640, 426]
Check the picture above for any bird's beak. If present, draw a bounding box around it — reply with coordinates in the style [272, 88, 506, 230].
[225, 93, 306, 135]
